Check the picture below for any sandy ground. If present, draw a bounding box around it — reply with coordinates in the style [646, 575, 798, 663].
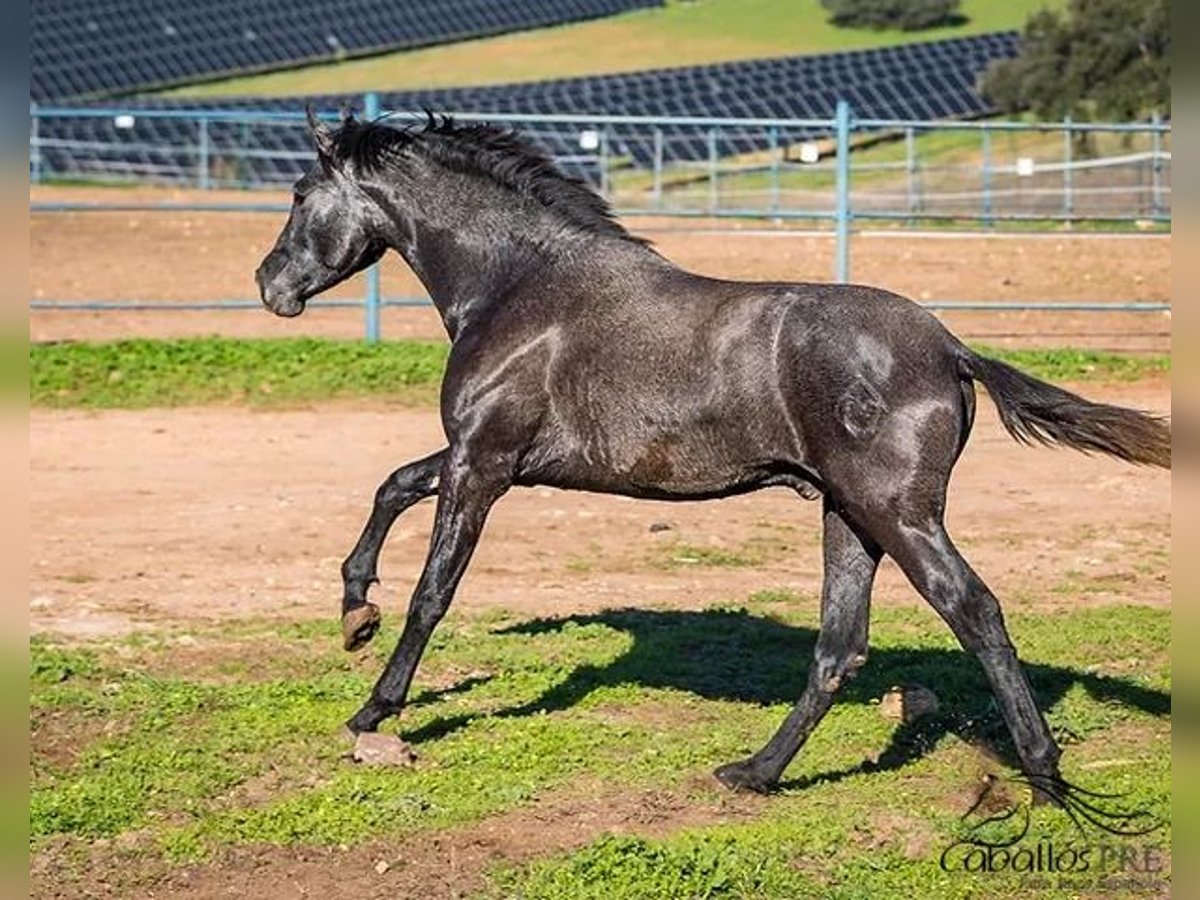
[30, 186, 1171, 351]
[30, 382, 1171, 640]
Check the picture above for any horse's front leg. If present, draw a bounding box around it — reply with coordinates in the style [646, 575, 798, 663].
[340, 449, 445, 651]
[347, 449, 510, 734]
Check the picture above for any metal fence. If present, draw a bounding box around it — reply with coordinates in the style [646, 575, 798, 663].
[31, 98, 1172, 222]
[30, 98, 1171, 341]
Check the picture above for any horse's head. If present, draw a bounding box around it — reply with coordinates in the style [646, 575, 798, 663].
[255, 109, 389, 317]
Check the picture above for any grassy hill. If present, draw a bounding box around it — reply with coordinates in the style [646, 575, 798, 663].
[167, 0, 1057, 99]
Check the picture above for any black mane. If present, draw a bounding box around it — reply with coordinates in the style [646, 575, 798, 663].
[332, 114, 647, 245]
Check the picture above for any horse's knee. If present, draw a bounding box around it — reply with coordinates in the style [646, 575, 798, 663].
[376, 466, 437, 511]
[375, 475, 409, 511]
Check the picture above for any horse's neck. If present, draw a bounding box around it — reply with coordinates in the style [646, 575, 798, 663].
[392, 211, 546, 340]
[377, 166, 644, 340]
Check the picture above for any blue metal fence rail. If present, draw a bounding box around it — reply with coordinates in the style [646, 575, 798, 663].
[30, 97, 1172, 342]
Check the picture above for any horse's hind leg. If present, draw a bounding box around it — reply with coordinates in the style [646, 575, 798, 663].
[715, 500, 881, 793]
[341, 449, 445, 651]
[869, 514, 1063, 798]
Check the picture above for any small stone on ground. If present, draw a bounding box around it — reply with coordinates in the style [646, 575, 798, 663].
[878, 684, 940, 724]
[351, 732, 419, 767]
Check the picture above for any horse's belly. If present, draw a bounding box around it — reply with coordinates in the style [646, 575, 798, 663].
[518, 415, 804, 499]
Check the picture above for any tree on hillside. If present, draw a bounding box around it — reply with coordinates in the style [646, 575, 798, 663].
[981, 0, 1169, 120]
[820, 0, 963, 31]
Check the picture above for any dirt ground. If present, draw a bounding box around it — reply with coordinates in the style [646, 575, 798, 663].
[30, 381, 1171, 641]
[30, 185, 1171, 351]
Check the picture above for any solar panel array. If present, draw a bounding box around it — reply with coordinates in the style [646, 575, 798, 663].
[31, 0, 663, 102]
[35, 32, 1018, 185]
[383, 32, 1014, 122]
[372, 31, 1018, 161]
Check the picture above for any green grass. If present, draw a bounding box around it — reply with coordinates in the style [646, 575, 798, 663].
[164, 0, 1059, 99]
[30, 337, 448, 408]
[29, 337, 1168, 410]
[973, 346, 1170, 383]
[30, 599, 1170, 897]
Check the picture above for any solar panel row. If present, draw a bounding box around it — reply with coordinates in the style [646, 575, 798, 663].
[31, 0, 663, 101]
[360, 32, 1017, 161]
[35, 33, 1018, 185]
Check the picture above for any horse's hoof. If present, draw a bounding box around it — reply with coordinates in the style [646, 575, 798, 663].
[350, 731, 418, 767]
[713, 759, 775, 794]
[342, 603, 381, 652]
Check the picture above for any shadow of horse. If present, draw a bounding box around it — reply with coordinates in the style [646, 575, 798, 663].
[403, 607, 1169, 788]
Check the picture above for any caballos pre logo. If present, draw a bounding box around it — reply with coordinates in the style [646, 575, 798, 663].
[938, 772, 1166, 886]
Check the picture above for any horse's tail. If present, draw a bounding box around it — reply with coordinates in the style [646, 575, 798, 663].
[957, 348, 1170, 468]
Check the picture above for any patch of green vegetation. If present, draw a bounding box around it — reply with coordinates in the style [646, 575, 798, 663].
[30, 639, 102, 686]
[166, 0, 1059, 98]
[31, 599, 1169, 894]
[651, 543, 760, 569]
[492, 830, 821, 899]
[976, 346, 1170, 383]
[748, 588, 804, 605]
[645, 530, 801, 570]
[29, 337, 447, 408]
[29, 337, 1168, 409]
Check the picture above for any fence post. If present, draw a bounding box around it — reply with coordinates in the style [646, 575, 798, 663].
[834, 100, 851, 283]
[363, 91, 382, 344]
[707, 128, 718, 214]
[1062, 115, 1073, 221]
[234, 120, 246, 186]
[599, 126, 610, 200]
[980, 126, 993, 227]
[768, 126, 780, 215]
[198, 116, 211, 190]
[30, 103, 42, 184]
[652, 127, 663, 211]
[905, 126, 916, 221]
[1151, 112, 1163, 217]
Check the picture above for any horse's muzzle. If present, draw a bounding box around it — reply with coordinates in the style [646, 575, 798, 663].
[261, 288, 306, 318]
[255, 259, 306, 318]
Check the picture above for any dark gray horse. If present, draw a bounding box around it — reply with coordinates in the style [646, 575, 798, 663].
[256, 111, 1169, 799]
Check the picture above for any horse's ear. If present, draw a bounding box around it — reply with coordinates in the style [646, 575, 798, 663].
[305, 105, 336, 162]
